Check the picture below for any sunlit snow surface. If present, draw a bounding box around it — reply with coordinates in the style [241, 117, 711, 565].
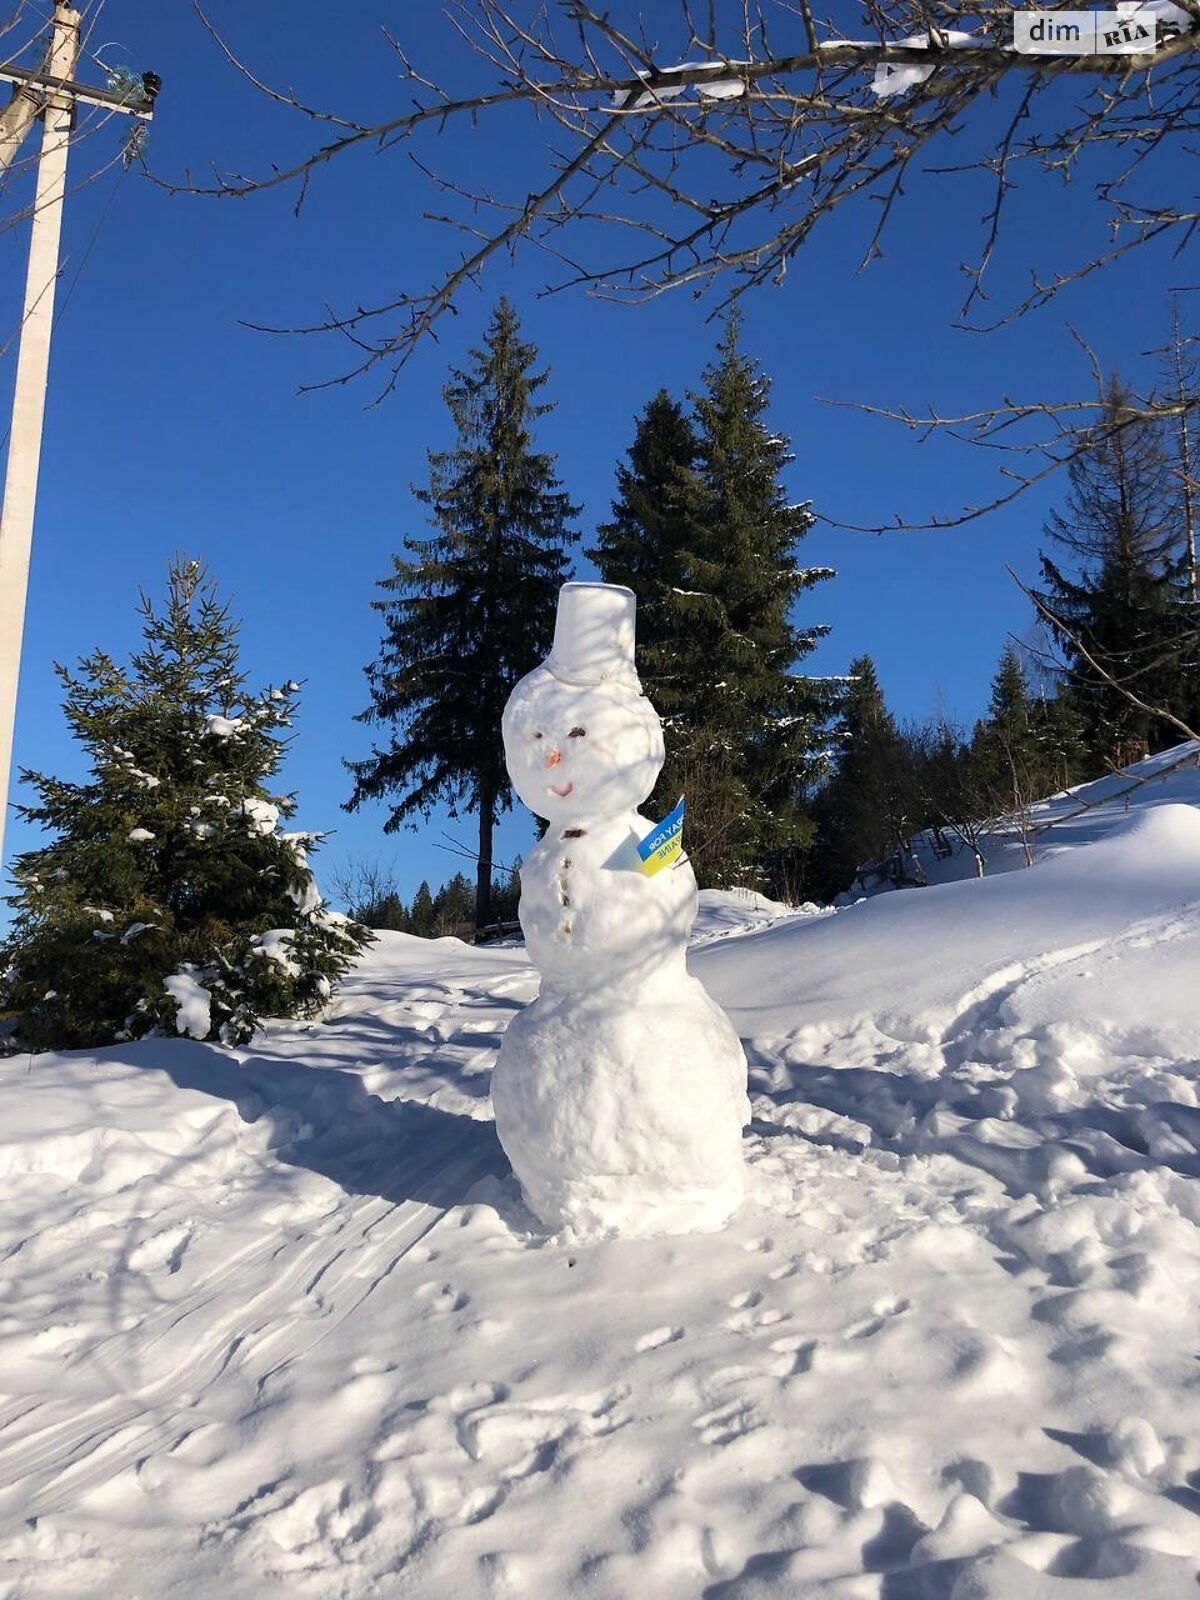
[3, 775, 1200, 1597]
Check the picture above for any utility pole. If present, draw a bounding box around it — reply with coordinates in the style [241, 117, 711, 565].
[0, 5, 158, 871]
[0, 79, 44, 175]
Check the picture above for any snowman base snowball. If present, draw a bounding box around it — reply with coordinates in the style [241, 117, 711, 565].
[493, 967, 748, 1238]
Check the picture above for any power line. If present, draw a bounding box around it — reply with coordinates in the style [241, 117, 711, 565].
[0, 159, 128, 443]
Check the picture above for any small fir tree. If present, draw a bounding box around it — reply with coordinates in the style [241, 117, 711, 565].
[1, 560, 370, 1052]
[988, 642, 1032, 726]
[433, 872, 475, 936]
[409, 881, 436, 937]
[492, 859, 522, 925]
[811, 656, 917, 898]
[1162, 299, 1199, 609]
[346, 299, 578, 931]
[971, 644, 1040, 798]
[357, 890, 409, 931]
[1031, 686, 1093, 793]
[970, 642, 1091, 802]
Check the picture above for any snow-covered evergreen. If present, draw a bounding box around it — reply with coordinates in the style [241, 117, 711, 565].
[0, 560, 370, 1050]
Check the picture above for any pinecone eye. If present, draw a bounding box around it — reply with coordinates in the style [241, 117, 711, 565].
[567, 726, 586, 739]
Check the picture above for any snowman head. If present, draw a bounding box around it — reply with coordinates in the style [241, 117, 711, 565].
[502, 584, 664, 823]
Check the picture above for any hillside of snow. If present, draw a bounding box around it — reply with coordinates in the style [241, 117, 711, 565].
[869, 739, 1200, 893]
[3, 774, 1200, 1597]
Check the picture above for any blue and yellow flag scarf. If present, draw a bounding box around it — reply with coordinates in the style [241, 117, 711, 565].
[637, 797, 685, 876]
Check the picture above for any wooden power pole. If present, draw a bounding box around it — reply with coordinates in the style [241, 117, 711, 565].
[0, 5, 158, 871]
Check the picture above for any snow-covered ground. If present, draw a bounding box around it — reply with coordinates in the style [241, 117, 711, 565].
[4, 781, 1200, 1597]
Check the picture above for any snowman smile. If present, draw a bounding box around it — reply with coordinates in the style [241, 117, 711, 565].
[548, 779, 575, 799]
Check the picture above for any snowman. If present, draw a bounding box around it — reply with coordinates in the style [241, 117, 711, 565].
[492, 581, 749, 1239]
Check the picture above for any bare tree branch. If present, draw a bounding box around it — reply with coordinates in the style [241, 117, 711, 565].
[158, 0, 1200, 389]
[820, 334, 1200, 529]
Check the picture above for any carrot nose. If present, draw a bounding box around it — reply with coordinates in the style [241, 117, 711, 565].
[545, 747, 563, 769]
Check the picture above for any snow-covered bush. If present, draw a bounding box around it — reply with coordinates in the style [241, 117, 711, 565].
[0, 559, 372, 1052]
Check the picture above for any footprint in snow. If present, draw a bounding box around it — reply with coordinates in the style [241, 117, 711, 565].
[405, 1000, 448, 1026]
[458, 1388, 626, 1478]
[31, 1322, 90, 1357]
[845, 1295, 911, 1341]
[127, 1223, 194, 1276]
[414, 1280, 470, 1314]
[723, 1289, 788, 1335]
[768, 1334, 818, 1377]
[693, 1397, 761, 1446]
[285, 1290, 334, 1320]
[250, 1476, 371, 1560]
[453, 1484, 506, 1526]
[635, 1326, 683, 1353]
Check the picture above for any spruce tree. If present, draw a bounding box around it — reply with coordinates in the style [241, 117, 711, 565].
[589, 389, 704, 685]
[1162, 300, 1199, 610]
[988, 642, 1031, 726]
[492, 859, 522, 925]
[1, 560, 370, 1052]
[1158, 309, 1200, 737]
[970, 642, 1090, 800]
[673, 314, 836, 888]
[1031, 687, 1093, 794]
[345, 300, 578, 929]
[811, 655, 916, 898]
[409, 881, 436, 937]
[1036, 375, 1190, 762]
[357, 891, 409, 931]
[972, 644, 1038, 798]
[433, 872, 475, 937]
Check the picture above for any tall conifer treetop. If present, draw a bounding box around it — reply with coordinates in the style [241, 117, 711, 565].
[1, 560, 370, 1052]
[1037, 373, 1196, 760]
[595, 313, 836, 890]
[970, 640, 1089, 809]
[346, 298, 578, 930]
[987, 642, 1032, 725]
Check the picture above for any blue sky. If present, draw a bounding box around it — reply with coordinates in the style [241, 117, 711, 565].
[0, 1, 1190, 907]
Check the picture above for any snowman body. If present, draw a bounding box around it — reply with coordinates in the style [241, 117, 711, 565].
[491, 585, 749, 1238]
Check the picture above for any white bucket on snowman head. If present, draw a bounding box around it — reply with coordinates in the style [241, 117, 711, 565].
[546, 582, 639, 688]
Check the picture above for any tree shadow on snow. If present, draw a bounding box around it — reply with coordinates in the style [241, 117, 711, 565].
[123, 1038, 510, 1210]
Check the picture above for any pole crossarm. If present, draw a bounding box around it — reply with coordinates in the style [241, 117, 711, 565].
[0, 62, 156, 119]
